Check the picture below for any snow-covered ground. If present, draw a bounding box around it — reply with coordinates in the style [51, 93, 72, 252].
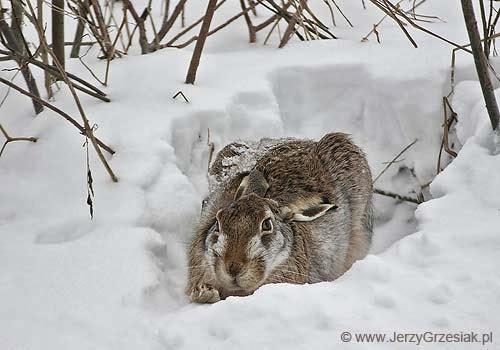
[1, 1, 499, 349]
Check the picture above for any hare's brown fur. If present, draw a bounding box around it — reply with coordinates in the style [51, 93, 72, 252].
[187, 133, 372, 303]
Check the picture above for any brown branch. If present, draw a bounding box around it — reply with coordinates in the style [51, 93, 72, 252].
[181, 2, 186, 28]
[322, 0, 336, 27]
[240, 0, 256, 43]
[0, 76, 115, 155]
[0, 3, 43, 114]
[263, 16, 282, 45]
[26, 1, 119, 182]
[449, 32, 500, 96]
[361, 0, 405, 42]
[0, 123, 38, 158]
[124, 20, 139, 53]
[185, 0, 218, 84]
[147, 4, 160, 48]
[381, 0, 417, 47]
[107, 5, 127, 52]
[166, 0, 320, 50]
[479, 0, 488, 55]
[369, 0, 472, 53]
[166, 1, 220, 46]
[36, 0, 52, 98]
[0, 49, 110, 102]
[301, 1, 334, 34]
[248, 0, 258, 16]
[442, 97, 458, 157]
[437, 96, 458, 174]
[329, 0, 353, 27]
[52, 0, 65, 68]
[122, 0, 150, 54]
[461, 0, 500, 131]
[254, 12, 280, 31]
[262, 0, 306, 42]
[90, 0, 114, 58]
[373, 188, 421, 204]
[373, 139, 418, 184]
[104, 12, 127, 85]
[70, 0, 89, 58]
[486, 5, 500, 57]
[168, 0, 265, 49]
[155, 0, 188, 46]
[50, 40, 96, 47]
[71, 0, 110, 57]
[165, 0, 227, 47]
[275, 0, 327, 47]
[279, 16, 298, 48]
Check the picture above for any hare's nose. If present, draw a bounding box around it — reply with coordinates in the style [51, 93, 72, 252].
[227, 262, 243, 277]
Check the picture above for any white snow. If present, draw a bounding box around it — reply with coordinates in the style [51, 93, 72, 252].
[1, 1, 499, 349]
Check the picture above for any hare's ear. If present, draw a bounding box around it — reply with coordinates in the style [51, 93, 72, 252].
[234, 169, 269, 200]
[280, 196, 337, 222]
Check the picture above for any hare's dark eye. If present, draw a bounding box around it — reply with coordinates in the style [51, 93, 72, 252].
[261, 218, 272, 232]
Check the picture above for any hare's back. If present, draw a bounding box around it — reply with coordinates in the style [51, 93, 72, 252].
[255, 140, 336, 200]
[315, 133, 372, 198]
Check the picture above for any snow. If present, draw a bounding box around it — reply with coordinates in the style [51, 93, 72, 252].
[1, 1, 499, 349]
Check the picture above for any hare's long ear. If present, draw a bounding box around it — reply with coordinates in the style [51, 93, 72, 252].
[280, 195, 337, 222]
[234, 169, 269, 200]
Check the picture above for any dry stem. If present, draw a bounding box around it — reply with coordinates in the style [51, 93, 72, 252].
[0, 123, 37, 159]
[0, 76, 115, 155]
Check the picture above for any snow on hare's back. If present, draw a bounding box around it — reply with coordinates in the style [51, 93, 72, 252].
[187, 133, 373, 303]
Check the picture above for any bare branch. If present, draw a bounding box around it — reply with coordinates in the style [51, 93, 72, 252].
[373, 188, 421, 204]
[0, 76, 115, 155]
[373, 139, 418, 184]
[185, 0, 218, 84]
[0, 123, 38, 159]
[460, 0, 500, 131]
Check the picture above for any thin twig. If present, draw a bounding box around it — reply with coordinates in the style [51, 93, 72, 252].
[104, 12, 127, 85]
[373, 139, 418, 184]
[373, 188, 421, 204]
[0, 123, 38, 159]
[437, 96, 458, 174]
[0, 48, 107, 97]
[442, 97, 458, 157]
[369, 0, 473, 53]
[169, 0, 266, 49]
[28, 0, 118, 181]
[207, 128, 214, 171]
[165, 0, 227, 47]
[173, 90, 189, 102]
[0, 76, 115, 155]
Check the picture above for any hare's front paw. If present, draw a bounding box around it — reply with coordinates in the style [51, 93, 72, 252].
[190, 283, 221, 304]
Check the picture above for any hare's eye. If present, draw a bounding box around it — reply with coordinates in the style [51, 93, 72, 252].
[261, 218, 273, 232]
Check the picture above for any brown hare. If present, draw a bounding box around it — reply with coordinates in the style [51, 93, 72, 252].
[187, 133, 373, 303]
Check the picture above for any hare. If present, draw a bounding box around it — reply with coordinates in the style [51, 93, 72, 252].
[187, 133, 373, 303]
